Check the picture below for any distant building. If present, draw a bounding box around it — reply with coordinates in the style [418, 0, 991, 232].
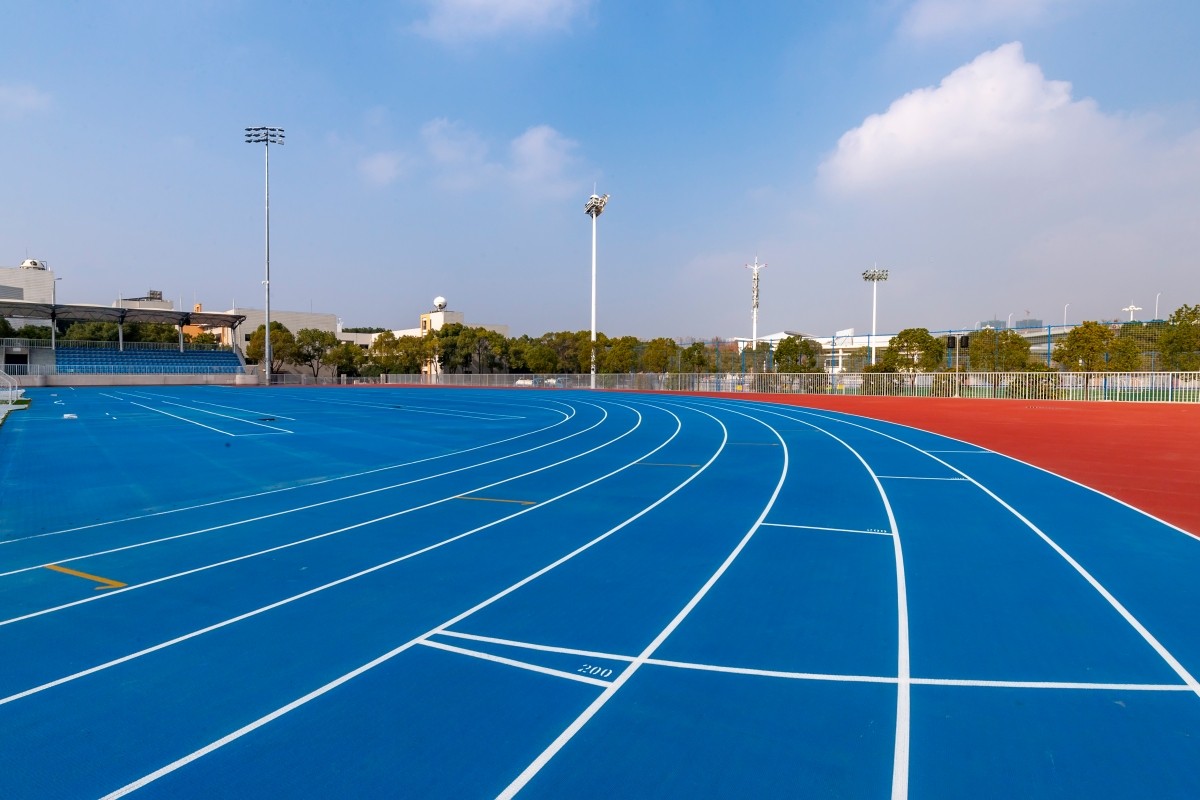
[0, 259, 57, 304]
[224, 307, 338, 348]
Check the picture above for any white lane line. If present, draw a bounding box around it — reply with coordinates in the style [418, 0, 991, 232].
[97, 403, 726, 798]
[760, 522, 892, 536]
[157, 400, 293, 432]
[0, 401, 600, 581]
[0, 400, 634, 623]
[923, 450, 989, 454]
[672, 398, 911, 800]
[877, 476, 966, 481]
[416, 639, 612, 688]
[435, 630, 635, 664]
[411, 633, 1193, 693]
[789, 406, 1200, 702]
[117, 394, 296, 421]
[0, 400, 575, 546]
[498, 404, 786, 799]
[0, 403, 688, 704]
[127, 402, 238, 436]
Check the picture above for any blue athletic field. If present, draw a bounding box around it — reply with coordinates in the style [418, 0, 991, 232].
[2, 386, 1199, 798]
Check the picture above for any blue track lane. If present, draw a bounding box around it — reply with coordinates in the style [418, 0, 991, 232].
[1, 387, 1198, 798]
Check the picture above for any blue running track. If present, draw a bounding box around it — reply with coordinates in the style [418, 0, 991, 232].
[1, 386, 1199, 798]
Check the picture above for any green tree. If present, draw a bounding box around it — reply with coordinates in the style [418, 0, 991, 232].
[63, 321, 120, 341]
[1106, 336, 1143, 372]
[879, 328, 945, 381]
[369, 331, 426, 374]
[965, 328, 1032, 371]
[0, 317, 15, 338]
[190, 332, 219, 346]
[326, 341, 365, 378]
[1053, 321, 1114, 371]
[774, 336, 825, 373]
[678, 341, 713, 373]
[603, 336, 641, 373]
[13, 323, 53, 339]
[1160, 304, 1200, 371]
[294, 328, 340, 377]
[246, 321, 297, 373]
[641, 338, 679, 372]
[523, 341, 560, 373]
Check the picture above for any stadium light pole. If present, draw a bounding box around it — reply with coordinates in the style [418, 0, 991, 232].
[745, 256, 767, 370]
[1063, 303, 1069, 326]
[1122, 303, 1141, 321]
[862, 267, 888, 365]
[584, 191, 609, 390]
[1155, 292, 1162, 320]
[245, 126, 285, 385]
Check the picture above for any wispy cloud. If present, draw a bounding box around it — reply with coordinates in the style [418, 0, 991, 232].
[410, 0, 592, 43]
[900, 0, 1072, 40]
[419, 117, 582, 197]
[0, 84, 51, 117]
[358, 151, 411, 187]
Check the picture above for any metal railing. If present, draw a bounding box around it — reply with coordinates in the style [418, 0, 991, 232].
[275, 370, 1200, 402]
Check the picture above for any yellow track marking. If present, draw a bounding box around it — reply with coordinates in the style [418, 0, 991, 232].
[44, 564, 127, 590]
[456, 496, 536, 506]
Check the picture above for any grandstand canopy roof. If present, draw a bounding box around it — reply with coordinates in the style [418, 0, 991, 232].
[0, 300, 245, 328]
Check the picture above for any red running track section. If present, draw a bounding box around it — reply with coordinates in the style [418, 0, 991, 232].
[724, 394, 1200, 538]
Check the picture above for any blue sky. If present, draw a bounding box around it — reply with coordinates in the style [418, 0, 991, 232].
[2, 0, 1198, 338]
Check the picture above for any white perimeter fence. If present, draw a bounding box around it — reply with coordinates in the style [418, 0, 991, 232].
[270, 371, 1200, 403]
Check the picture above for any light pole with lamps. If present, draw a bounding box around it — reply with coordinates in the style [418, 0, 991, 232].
[1063, 303, 1069, 326]
[584, 191, 608, 390]
[862, 267, 888, 365]
[1155, 292, 1162, 320]
[1122, 303, 1142, 321]
[245, 126, 285, 385]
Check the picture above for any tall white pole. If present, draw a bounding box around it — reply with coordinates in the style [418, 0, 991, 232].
[263, 143, 271, 386]
[584, 192, 608, 390]
[245, 126, 284, 386]
[1155, 292, 1162, 320]
[745, 257, 766, 371]
[862, 267, 888, 366]
[871, 280, 878, 364]
[1063, 303, 1069, 326]
[591, 210, 597, 388]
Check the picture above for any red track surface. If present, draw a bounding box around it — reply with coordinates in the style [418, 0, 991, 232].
[726, 394, 1200, 537]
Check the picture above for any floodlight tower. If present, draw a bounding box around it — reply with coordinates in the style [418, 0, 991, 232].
[862, 266, 889, 365]
[244, 125, 285, 385]
[745, 257, 767, 366]
[584, 191, 609, 389]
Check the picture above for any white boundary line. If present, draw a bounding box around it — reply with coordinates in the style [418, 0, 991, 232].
[0, 398, 576, 546]
[0, 400, 639, 623]
[97, 402, 729, 798]
[497, 404, 788, 799]
[156, 400, 293, 432]
[416, 639, 613, 687]
[760, 522, 892, 536]
[785, 405, 1200, 702]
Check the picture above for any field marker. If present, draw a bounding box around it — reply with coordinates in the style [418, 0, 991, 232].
[456, 496, 536, 506]
[761, 522, 892, 536]
[416, 639, 612, 687]
[44, 564, 126, 590]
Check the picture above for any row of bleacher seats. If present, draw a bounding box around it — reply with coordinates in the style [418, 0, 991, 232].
[55, 347, 244, 374]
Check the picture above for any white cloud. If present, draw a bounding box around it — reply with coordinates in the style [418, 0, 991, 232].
[808, 41, 1200, 328]
[411, 0, 591, 43]
[419, 118, 582, 197]
[508, 125, 580, 198]
[358, 151, 410, 186]
[900, 0, 1071, 39]
[819, 42, 1106, 193]
[0, 84, 51, 117]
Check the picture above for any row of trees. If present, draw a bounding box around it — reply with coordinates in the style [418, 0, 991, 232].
[245, 307, 1200, 378]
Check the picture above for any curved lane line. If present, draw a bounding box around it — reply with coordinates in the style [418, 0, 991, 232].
[0, 400, 604, 580]
[95, 402, 728, 799]
[0, 398, 576, 546]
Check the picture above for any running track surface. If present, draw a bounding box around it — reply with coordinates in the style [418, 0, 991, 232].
[2, 386, 1199, 798]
